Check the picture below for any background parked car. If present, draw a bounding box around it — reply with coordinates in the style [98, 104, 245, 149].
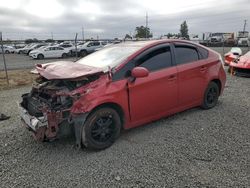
[57, 43, 75, 55]
[15, 43, 35, 54]
[0, 45, 15, 53]
[22, 43, 47, 55]
[72, 41, 106, 57]
[29, 46, 69, 59]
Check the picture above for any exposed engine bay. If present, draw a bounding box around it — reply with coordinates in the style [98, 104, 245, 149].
[20, 74, 100, 143]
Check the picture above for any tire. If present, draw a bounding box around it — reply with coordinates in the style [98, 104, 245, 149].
[80, 50, 88, 57]
[5, 50, 10, 54]
[82, 107, 121, 150]
[62, 53, 67, 58]
[37, 54, 44, 60]
[201, 82, 219, 109]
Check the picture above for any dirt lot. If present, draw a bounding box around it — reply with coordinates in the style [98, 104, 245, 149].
[0, 74, 249, 187]
[0, 69, 36, 90]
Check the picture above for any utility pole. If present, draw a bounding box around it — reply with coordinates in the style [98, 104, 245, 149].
[74, 33, 78, 61]
[145, 12, 148, 39]
[51, 32, 54, 40]
[243, 20, 247, 34]
[82, 26, 84, 42]
[0, 32, 9, 85]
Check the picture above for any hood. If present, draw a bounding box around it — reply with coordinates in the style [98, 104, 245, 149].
[30, 50, 39, 54]
[35, 61, 104, 80]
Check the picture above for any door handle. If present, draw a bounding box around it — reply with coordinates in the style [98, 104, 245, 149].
[168, 75, 177, 81]
[200, 66, 207, 72]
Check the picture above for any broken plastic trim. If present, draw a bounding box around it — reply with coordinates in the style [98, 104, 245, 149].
[72, 113, 89, 149]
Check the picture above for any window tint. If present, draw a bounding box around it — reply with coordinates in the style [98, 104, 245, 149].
[137, 47, 172, 71]
[197, 46, 208, 59]
[175, 46, 199, 65]
[93, 42, 100, 46]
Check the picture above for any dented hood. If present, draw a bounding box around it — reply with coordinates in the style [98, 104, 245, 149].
[35, 61, 104, 80]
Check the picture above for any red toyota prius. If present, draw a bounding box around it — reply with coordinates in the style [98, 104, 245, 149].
[20, 40, 226, 150]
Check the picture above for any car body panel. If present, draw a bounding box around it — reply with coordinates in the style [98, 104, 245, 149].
[35, 61, 104, 80]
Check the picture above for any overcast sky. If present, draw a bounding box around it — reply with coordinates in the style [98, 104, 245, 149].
[0, 0, 249, 40]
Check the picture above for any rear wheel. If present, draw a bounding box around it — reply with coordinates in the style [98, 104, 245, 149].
[80, 50, 88, 57]
[37, 54, 44, 60]
[201, 82, 219, 109]
[5, 50, 10, 54]
[62, 53, 67, 58]
[82, 107, 121, 150]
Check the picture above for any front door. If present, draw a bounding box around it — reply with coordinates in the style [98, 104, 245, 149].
[128, 45, 178, 122]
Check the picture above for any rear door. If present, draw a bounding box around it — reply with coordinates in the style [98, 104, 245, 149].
[173, 43, 208, 107]
[54, 47, 64, 57]
[44, 47, 54, 58]
[128, 44, 178, 122]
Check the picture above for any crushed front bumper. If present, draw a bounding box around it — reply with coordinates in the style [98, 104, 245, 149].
[19, 104, 48, 141]
[19, 103, 88, 147]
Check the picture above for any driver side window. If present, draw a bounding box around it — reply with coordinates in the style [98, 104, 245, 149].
[136, 47, 172, 72]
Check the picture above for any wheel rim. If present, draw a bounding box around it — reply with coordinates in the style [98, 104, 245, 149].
[91, 115, 115, 143]
[206, 87, 218, 105]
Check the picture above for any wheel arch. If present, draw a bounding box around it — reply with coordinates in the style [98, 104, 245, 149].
[87, 102, 125, 128]
[210, 79, 222, 95]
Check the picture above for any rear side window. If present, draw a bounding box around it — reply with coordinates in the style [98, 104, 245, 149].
[175, 46, 199, 65]
[198, 46, 209, 59]
[137, 47, 172, 72]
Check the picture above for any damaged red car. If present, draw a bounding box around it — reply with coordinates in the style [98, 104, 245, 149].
[20, 40, 226, 150]
[226, 50, 250, 77]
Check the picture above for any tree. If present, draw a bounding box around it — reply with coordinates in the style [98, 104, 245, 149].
[45, 39, 55, 43]
[124, 34, 132, 40]
[135, 26, 152, 38]
[25, 38, 39, 44]
[180, 21, 189, 39]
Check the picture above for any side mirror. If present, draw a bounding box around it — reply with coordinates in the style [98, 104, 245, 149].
[131, 67, 149, 78]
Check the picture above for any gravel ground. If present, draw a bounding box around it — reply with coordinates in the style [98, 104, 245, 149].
[0, 74, 250, 187]
[0, 47, 249, 70]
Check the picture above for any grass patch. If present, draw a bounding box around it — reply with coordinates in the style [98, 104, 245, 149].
[0, 69, 37, 90]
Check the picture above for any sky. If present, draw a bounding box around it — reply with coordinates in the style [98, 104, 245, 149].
[0, 0, 249, 40]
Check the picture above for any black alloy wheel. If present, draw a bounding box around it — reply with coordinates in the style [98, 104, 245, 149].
[82, 107, 121, 150]
[201, 82, 219, 109]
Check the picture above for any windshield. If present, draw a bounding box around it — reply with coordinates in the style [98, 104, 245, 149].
[76, 46, 141, 68]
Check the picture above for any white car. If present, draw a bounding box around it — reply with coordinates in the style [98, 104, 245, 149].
[74, 41, 106, 57]
[0, 45, 15, 53]
[29, 46, 69, 59]
[57, 44, 75, 54]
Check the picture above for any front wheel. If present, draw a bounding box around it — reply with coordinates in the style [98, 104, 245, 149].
[82, 107, 121, 150]
[201, 82, 219, 109]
